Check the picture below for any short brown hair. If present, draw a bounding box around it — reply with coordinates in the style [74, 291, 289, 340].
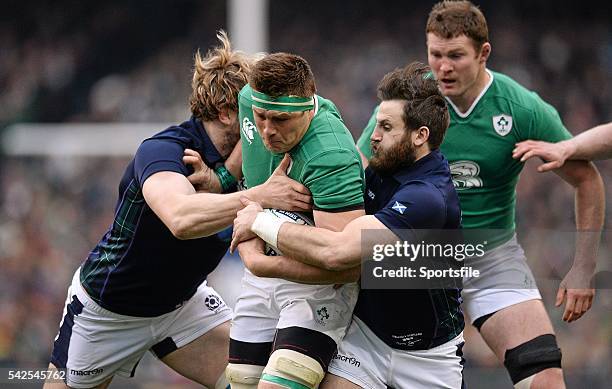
[249, 52, 316, 98]
[190, 30, 254, 122]
[426, 1, 489, 51]
[377, 62, 450, 149]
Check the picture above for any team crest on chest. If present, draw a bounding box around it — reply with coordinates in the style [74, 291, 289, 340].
[492, 114, 513, 136]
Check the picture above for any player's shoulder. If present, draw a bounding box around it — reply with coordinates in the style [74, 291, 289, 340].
[296, 140, 360, 171]
[297, 96, 356, 157]
[143, 119, 197, 146]
[383, 180, 448, 228]
[489, 70, 549, 110]
[397, 180, 445, 208]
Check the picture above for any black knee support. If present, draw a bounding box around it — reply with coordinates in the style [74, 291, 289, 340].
[273, 326, 337, 372]
[503, 334, 562, 384]
[229, 338, 273, 366]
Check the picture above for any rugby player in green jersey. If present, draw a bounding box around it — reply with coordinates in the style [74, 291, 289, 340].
[232, 62, 466, 389]
[357, 2, 604, 388]
[226, 53, 365, 389]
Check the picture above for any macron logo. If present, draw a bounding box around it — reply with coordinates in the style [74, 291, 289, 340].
[391, 201, 407, 214]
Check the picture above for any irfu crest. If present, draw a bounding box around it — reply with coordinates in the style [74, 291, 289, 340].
[492, 114, 513, 136]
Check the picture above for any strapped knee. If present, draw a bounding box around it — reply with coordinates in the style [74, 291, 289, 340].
[504, 334, 562, 388]
[225, 363, 264, 389]
[261, 349, 325, 389]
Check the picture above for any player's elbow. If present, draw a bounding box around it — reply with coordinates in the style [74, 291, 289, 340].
[243, 258, 272, 278]
[580, 164, 605, 202]
[170, 225, 191, 240]
[169, 216, 198, 240]
[576, 164, 605, 202]
[583, 163, 603, 186]
[248, 265, 269, 278]
[569, 161, 602, 188]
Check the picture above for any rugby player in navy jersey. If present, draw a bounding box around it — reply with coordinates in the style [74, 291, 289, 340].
[231, 63, 466, 389]
[44, 32, 311, 389]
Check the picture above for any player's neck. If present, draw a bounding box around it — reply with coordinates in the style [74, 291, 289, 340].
[414, 144, 432, 163]
[448, 68, 490, 114]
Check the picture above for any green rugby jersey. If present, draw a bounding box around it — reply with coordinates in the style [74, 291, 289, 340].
[357, 70, 572, 247]
[356, 105, 378, 160]
[239, 84, 365, 211]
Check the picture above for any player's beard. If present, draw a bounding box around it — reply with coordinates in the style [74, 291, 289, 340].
[218, 127, 241, 158]
[369, 135, 416, 175]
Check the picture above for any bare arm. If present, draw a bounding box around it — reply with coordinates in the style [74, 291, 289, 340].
[275, 207, 368, 272]
[568, 122, 612, 160]
[553, 160, 605, 322]
[231, 200, 369, 282]
[277, 214, 388, 271]
[237, 238, 360, 284]
[312, 208, 365, 231]
[232, 201, 389, 272]
[143, 155, 312, 240]
[143, 171, 262, 239]
[254, 207, 366, 281]
[513, 122, 612, 171]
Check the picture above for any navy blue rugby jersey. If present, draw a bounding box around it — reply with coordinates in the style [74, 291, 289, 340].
[80, 117, 231, 317]
[355, 149, 465, 350]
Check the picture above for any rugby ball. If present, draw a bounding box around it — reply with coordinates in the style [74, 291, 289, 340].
[263, 209, 314, 256]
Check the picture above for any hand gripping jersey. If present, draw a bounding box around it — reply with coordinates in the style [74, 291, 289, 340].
[358, 70, 572, 248]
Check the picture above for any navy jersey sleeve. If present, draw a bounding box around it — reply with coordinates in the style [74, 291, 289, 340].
[375, 182, 446, 240]
[134, 139, 188, 186]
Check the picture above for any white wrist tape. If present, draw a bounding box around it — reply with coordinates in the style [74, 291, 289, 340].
[251, 211, 287, 249]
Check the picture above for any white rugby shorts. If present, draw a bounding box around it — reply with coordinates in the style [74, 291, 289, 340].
[50, 269, 232, 388]
[230, 270, 359, 345]
[462, 234, 541, 322]
[328, 317, 465, 389]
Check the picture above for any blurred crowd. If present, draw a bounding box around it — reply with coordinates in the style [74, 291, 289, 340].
[0, 0, 610, 387]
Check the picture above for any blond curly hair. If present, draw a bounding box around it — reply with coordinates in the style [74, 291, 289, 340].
[190, 30, 254, 122]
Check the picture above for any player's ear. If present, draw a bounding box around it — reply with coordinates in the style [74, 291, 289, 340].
[219, 108, 237, 126]
[413, 126, 430, 147]
[479, 42, 491, 63]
